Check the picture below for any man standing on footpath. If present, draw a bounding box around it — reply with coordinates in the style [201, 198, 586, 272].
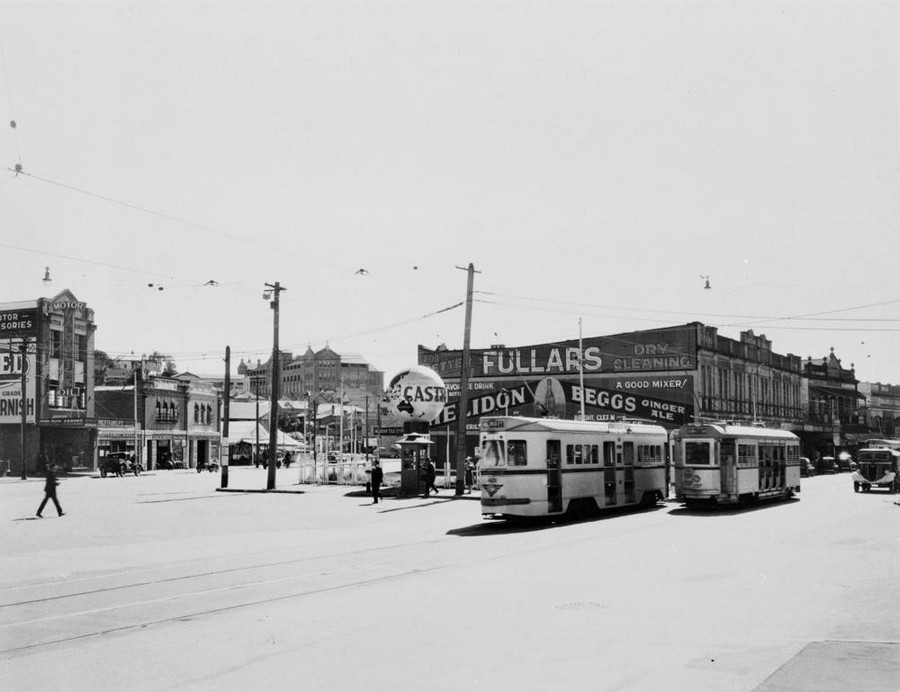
[36, 463, 65, 518]
[371, 460, 383, 504]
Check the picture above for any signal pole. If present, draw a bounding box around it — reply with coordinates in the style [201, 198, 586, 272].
[453, 263, 479, 495]
[265, 282, 285, 490]
[20, 339, 28, 480]
[222, 346, 230, 488]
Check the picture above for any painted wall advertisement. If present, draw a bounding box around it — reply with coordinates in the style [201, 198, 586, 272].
[419, 326, 698, 428]
[430, 374, 694, 428]
[0, 340, 37, 424]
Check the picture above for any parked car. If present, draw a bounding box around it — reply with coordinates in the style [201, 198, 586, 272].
[800, 457, 815, 477]
[837, 452, 855, 472]
[99, 453, 142, 477]
[817, 456, 839, 474]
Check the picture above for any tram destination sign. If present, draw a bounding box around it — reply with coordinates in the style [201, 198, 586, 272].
[0, 308, 38, 339]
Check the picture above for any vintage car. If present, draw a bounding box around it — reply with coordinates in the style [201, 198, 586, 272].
[99, 453, 142, 477]
[817, 456, 839, 475]
[800, 457, 815, 477]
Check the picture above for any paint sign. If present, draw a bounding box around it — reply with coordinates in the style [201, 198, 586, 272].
[0, 341, 36, 423]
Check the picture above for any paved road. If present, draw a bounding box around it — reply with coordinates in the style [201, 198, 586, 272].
[1, 468, 898, 691]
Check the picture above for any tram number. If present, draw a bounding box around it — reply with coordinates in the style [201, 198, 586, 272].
[682, 469, 701, 487]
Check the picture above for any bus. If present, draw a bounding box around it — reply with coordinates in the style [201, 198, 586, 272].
[853, 440, 900, 493]
[477, 416, 668, 519]
[670, 423, 801, 506]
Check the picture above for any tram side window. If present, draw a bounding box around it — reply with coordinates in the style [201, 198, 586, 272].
[685, 442, 712, 465]
[637, 445, 661, 465]
[738, 444, 755, 467]
[589, 445, 599, 464]
[507, 440, 527, 466]
[566, 444, 583, 465]
[603, 441, 615, 467]
[482, 440, 506, 466]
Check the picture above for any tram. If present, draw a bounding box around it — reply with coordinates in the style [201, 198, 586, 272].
[853, 439, 900, 493]
[477, 416, 668, 519]
[671, 423, 801, 506]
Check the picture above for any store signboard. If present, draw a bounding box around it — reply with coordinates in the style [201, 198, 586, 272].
[0, 340, 36, 424]
[0, 308, 38, 339]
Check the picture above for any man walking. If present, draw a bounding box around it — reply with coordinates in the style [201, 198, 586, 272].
[370, 460, 383, 504]
[424, 459, 438, 497]
[36, 463, 65, 518]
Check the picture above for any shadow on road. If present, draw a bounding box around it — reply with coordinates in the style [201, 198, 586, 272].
[446, 503, 665, 536]
[668, 496, 801, 516]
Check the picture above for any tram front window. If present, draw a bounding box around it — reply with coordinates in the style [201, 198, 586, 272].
[481, 439, 506, 466]
[685, 441, 712, 465]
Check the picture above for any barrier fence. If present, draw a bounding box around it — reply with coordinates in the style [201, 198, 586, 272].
[294, 454, 479, 490]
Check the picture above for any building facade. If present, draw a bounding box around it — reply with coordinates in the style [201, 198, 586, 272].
[95, 372, 221, 470]
[0, 290, 96, 474]
[858, 381, 900, 438]
[239, 345, 384, 453]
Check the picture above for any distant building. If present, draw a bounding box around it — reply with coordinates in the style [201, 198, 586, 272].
[857, 381, 900, 439]
[238, 345, 384, 454]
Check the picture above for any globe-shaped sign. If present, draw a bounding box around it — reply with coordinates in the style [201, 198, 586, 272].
[384, 366, 447, 422]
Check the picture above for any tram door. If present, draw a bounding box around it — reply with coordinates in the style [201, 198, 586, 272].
[546, 440, 562, 513]
[623, 442, 635, 503]
[720, 440, 736, 498]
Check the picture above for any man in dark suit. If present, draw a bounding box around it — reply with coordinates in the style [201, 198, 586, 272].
[37, 464, 65, 518]
[371, 460, 384, 504]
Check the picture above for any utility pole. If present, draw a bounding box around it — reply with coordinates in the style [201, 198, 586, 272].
[265, 282, 285, 490]
[20, 339, 28, 480]
[222, 346, 230, 488]
[453, 263, 479, 495]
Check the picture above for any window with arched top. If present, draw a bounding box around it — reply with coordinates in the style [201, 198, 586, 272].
[206, 404, 212, 425]
[194, 404, 200, 424]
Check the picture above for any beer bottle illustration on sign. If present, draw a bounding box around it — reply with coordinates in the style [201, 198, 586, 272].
[533, 377, 565, 417]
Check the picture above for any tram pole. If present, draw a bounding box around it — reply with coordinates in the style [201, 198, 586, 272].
[453, 263, 479, 495]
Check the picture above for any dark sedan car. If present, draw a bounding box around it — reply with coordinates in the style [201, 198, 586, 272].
[816, 456, 839, 475]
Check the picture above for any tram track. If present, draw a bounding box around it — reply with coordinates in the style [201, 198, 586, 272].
[1, 504, 679, 661]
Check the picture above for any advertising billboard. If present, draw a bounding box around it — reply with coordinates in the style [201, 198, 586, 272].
[0, 340, 36, 424]
[419, 326, 699, 429]
[430, 373, 694, 428]
[420, 324, 698, 379]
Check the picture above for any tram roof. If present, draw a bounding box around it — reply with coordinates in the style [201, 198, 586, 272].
[480, 416, 667, 435]
[677, 423, 798, 440]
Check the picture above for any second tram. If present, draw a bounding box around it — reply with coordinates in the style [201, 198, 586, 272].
[478, 416, 668, 519]
[671, 423, 801, 506]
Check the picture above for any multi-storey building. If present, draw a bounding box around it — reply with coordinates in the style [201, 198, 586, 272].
[858, 381, 900, 438]
[238, 346, 384, 451]
[797, 349, 867, 459]
[0, 290, 96, 474]
[95, 370, 221, 470]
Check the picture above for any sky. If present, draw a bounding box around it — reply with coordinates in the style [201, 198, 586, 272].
[1, 1, 899, 385]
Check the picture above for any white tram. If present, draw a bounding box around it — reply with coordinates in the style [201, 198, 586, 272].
[671, 423, 801, 506]
[478, 416, 669, 519]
